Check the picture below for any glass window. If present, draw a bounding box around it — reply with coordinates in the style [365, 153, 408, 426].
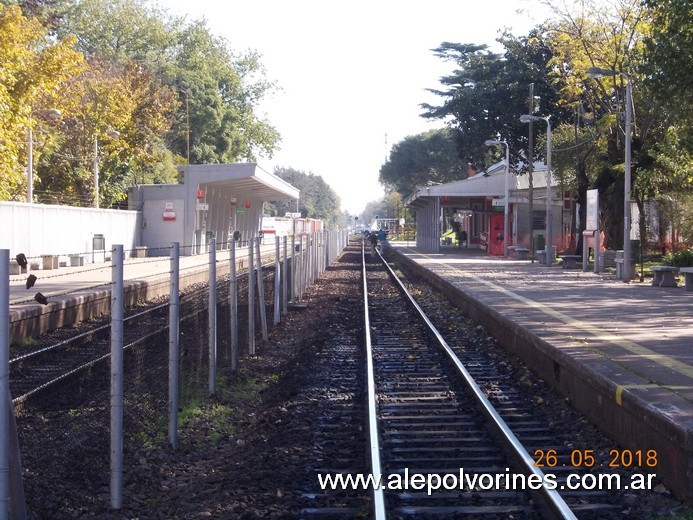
[533, 211, 546, 230]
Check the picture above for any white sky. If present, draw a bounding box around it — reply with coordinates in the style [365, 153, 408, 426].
[160, 0, 554, 215]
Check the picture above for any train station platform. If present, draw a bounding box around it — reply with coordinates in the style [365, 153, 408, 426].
[6, 243, 278, 341]
[388, 242, 693, 503]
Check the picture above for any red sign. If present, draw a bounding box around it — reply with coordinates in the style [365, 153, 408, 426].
[245, 201, 251, 208]
[197, 189, 205, 199]
[230, 197, 237, 206]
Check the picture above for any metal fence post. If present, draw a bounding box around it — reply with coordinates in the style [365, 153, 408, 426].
[230, 239, 238, 371]
[306, 233, 312, 288]
[291, 234, 297, 302]
[208, 239, 217, 396]
[274, 239, 281, 325]
[248, 238, 255, 355]
[0, 250, 9, 520]
[168, 242, 180, 449]
[298, 236, 304, 300]
[255, 238, 268, 341]
[110, 245, 124, 509]
[282, 236, 288, 314]
[0, 251, 26, 519]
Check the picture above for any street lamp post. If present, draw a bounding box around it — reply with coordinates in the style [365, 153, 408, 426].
[484, 139, 510, 256]
[587, 67, 632, 281]
[27, 109, 61, 203]
[520, 114, 553, 266]
[94, 129, 121, 209]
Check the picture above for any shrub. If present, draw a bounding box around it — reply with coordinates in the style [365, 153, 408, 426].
[662, 247, 693, 267]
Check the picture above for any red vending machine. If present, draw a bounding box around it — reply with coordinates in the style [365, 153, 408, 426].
[488, 213, 505, 256]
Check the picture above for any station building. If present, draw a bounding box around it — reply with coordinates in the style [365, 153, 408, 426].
[405, 161, 575, 256]
[128, 163, 299, 256]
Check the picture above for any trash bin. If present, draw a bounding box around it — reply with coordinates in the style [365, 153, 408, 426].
[93, 234, 105, 251]
[630, 239, 641, 264]
[92, 233, 106, 263]
[533, 234, 545, 253]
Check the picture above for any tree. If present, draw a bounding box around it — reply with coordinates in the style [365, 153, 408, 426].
[379, 128, 465, 198]
[166, 20, 280, 164]
[421, 33, 568, 172]
[642, 0, 693, 128]
[543, 0, 685, 250]
[35, 57, 178, 206]
[1, 0, 71, 29]
[58, 0, 280, 166]
[0, 4, 84, 201]
[266, 167, 341, 229]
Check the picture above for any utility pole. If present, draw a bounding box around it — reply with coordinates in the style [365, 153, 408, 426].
[528, 83, 535, 261]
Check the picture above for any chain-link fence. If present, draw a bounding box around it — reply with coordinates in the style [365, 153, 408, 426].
[1, 231, 348, 517]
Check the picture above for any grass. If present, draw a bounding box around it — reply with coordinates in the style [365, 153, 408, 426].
[174, 372, 278, 447]
[10, 336, 39, 349]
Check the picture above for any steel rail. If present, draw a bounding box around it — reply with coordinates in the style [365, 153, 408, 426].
[361, 240, 386, 520]
[378, 255, 578, 520]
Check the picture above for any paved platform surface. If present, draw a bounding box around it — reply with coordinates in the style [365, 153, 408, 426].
[389, 242, 693, 501]
[7, 243, 274, 339]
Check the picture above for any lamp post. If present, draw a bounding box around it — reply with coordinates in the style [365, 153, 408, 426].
[94, 129, 121, 209]
[587, 66, 632, 281]
[484, 139, 510, 256]
[179, 88, 191, 164]
[520, 114, 552, 266]
[27, 109, 61, 203]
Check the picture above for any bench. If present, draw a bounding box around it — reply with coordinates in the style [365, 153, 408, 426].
[514, 247, 530, 260]
[560, 255, 582, 269]
[9, 259, 21, 275]
[615, 255, 637, 280]
[651, 266, 679, 287]
[41, 254, 59, 270]
[69, 254, 85, 267]
[679, 267, 693, 291]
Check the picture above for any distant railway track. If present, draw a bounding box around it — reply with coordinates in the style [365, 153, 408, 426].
[10, 297, 168, 409]
[8, 269, 257, 410]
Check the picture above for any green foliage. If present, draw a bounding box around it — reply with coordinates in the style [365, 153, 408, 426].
[421, 32, 570, 172]
[662, 247, 693, 268]
[266, 167, 341, 229]
[379, 128, 465, 197]
[643, 0, 693, 132]
[1, 0, 280, 207]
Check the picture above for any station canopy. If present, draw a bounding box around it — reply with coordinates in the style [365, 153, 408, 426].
[404, 164, 507, 210]
[178, 163, 299, 202]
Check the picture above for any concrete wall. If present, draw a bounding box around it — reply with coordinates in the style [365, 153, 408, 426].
[130, 184, 187, 256]
[0, 201, 140, 261]
[129, 182, 264, 256]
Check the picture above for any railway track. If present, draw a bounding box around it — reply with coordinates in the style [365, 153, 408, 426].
[365, 243, 578, 519]
[303, 239, 626, 519]
[9, 302, 168, 408]
[8, 272, 253, 409]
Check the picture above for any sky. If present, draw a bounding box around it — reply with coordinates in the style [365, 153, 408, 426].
[160, 0, 555, 215]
